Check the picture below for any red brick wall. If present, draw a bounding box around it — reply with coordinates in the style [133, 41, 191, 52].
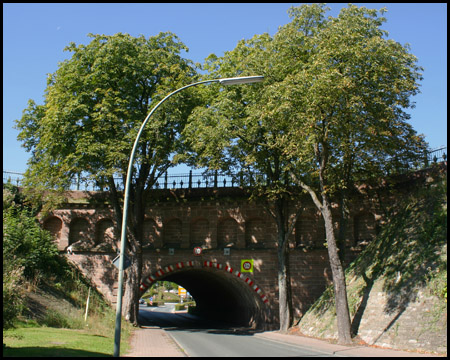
[40, 187, 378, 327]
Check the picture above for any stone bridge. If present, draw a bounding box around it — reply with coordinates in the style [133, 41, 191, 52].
[42, 186, 380, 329]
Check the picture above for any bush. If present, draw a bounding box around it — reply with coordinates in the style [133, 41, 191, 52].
[3, 256, 25, 330]
[175, 301, 195, 311]
[174, 303, 185, 311]
[3, 184, 61, 328]
[3, 206, 59, 281]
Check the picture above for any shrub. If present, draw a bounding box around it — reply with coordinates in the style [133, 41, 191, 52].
[3, 256, 25, 330]
[3, 204, 59, 282]
[3, 184, 60, 328]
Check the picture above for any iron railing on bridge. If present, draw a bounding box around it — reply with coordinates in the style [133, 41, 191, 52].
[3, 146, 447, 191]
[3, 169, 244, 192]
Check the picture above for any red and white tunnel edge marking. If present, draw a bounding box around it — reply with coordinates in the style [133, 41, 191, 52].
[139, 261, 195, 291]
[139, 261, 268, 304]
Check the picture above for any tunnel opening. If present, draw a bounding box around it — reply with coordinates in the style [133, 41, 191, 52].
[140, 264, 268, 329]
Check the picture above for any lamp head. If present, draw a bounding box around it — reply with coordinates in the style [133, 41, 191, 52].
[218, 75, 264, 85]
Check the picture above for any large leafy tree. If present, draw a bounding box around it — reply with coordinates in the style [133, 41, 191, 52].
[274, 5, 427, 343]
[15, 32, 199, 325]
[182, 4, 427, 341]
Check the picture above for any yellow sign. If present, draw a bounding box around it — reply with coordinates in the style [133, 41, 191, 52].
[241, 259, 254, 273]
[178, 286, 187, 296]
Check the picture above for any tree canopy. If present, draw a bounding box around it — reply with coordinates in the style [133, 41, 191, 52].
[16, 32, 199, 194]
[183, 4, 427, 191]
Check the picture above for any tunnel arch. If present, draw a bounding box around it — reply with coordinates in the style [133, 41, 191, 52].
[139, 260, 269, 329]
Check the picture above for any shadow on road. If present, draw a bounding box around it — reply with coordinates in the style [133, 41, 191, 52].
[138, 305, 263, 336]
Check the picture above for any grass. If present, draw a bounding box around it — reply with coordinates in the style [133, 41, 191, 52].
[3, 184, 135, 356]
[3, 268, 134, 357]
[3, 312, 133, 357]
[3, 326, 123, 357]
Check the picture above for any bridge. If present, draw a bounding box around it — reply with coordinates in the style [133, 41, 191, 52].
[39, 184, 381, 330]
[4, 151, 446, 329]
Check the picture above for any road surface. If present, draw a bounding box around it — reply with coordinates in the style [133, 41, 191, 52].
[138, 304, 338, 357]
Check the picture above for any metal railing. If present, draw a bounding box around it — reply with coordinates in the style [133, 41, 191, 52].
[3, 169, 242, 192]
[424, 146, 447, 166]
[3, 147, 447, 191]
[3, 171, 23, 187]
[109, 171, 241, 192]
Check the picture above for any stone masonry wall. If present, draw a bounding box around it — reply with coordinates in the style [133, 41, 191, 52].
[41, 187, 379, 326]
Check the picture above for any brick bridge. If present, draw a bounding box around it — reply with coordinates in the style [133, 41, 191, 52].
[40, 183, 383, 330]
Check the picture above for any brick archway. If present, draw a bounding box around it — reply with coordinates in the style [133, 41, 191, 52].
[139, 259, 270, 328]
[139, 260, 268, 304]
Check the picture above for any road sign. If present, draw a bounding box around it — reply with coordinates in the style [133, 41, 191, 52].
[193, 247, 202, 256]
[112, 254, 131, 270]
[241, 259, 254, 273]
[178, 286, 187, 296]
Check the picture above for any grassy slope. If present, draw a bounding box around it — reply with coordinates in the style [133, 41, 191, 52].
[3, 273, 134, 357]
[296, 169, 447, 354]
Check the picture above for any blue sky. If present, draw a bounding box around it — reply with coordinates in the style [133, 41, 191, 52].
[3, 3, 447, 174]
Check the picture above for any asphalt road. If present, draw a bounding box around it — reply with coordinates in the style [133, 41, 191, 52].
[138, 304, 338, 357]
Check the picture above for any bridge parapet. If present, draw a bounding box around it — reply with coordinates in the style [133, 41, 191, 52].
[42, 186, 379, 255]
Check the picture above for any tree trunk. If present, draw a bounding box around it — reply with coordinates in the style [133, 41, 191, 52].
[122, 249, 142, 326]
[321, 196, 352, 344]
[291, 165, 353, 344]
[108, 174, 145, 327]
[337, 190, 350, 264]
[277, 235, 291, 332]
[123, 172, 146, 326]
[272, 198, 293, 332]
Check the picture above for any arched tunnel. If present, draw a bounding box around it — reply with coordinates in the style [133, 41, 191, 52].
[140, 265, 270, 329]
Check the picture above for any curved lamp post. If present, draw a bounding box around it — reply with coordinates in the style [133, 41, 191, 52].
[114, 75, 263, 356]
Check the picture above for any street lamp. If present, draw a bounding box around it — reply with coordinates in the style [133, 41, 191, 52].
[113, 75, 263, 357]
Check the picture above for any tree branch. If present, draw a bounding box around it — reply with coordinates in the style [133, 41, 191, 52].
[291, 172, 323, 211]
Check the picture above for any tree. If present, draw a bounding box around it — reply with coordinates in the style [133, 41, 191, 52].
[15, 32, 199, 325]
[181, 34, 300, 332]
[182, 4, 427, 342]
[267, 4, 427, 343]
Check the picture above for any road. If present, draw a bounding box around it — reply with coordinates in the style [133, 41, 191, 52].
[138, 304, 338, 357]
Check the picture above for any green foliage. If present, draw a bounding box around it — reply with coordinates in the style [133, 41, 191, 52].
[174, 301, 195, 311]
[3, 184, 104, 330]
[174, 303, 186, 311]
[3, 256, 25, 330]
[3, 185, 60, 329]
[14, 32, 199, 200]
[41, 311, 75, 329]
[3, 186, 59, 282]
[183, 3, 427, 197]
